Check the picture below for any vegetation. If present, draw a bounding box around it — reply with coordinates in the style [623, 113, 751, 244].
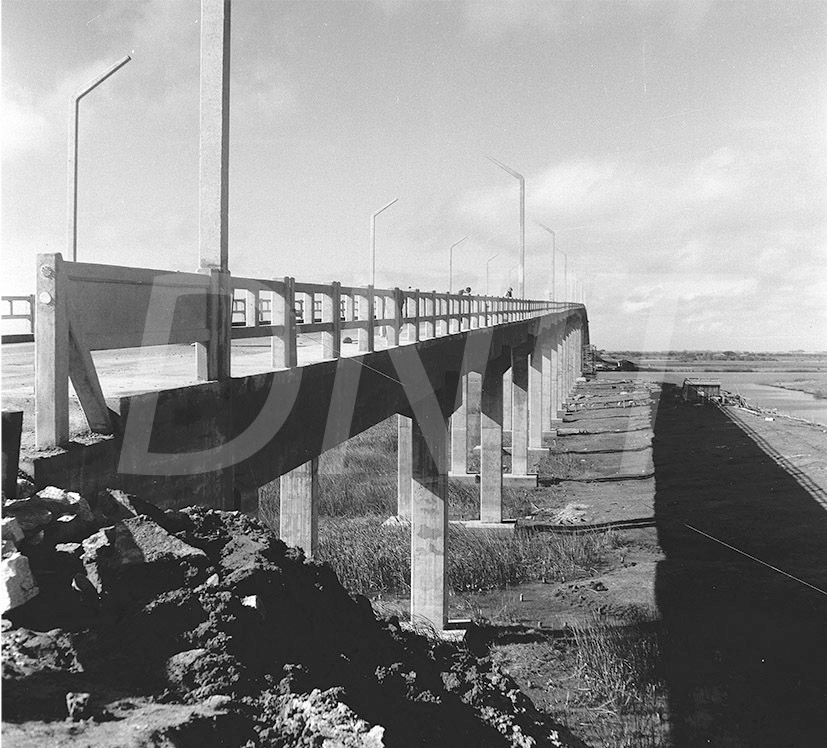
[316, 516, 615, 597]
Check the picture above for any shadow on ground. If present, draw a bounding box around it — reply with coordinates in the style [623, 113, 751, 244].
[653, 384, 827, 747]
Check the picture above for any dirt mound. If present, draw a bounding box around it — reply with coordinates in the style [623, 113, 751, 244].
[2, 489, 589, 747]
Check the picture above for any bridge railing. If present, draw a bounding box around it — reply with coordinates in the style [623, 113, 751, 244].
[1, 294, 35, 340]
[34, 252, 573, 447]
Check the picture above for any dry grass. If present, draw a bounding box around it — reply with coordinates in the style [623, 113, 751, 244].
[315, 515, 615, 597]
[564, 612, 669, 747]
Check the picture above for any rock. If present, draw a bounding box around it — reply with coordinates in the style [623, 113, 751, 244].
[241, 594, 265, 618]
[2, 499, 53, 533]
[55, 542, 83, 562]
[164, 648, 208, 692]
[1, 551, 39, 612]
[270, 688, 386, 748]
[50, 512, 95, 544]
[2, 627, 83, 677]
[81, 515, 212, 599]
[93, 488, 168, 528]
[2, 538, 18, 559]
[2, 517, 25, 544]
[66, 691, 92, 721]
[15, 476, 38, 499]
[35, 486, 94, 523]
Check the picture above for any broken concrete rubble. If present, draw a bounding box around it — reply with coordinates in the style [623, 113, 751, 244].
[2, 490, 589, 747]
[81, 515, 212, 599]
[1, 551, 39, 613]
[2, 517, 25, 544]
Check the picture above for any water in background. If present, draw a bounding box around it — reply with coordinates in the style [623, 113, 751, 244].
[599, 371, 827, 426]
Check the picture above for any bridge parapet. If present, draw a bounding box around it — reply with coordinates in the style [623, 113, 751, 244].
[33, 252, 578, 449]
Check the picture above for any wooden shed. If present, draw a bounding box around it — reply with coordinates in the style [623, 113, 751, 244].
[681, 378, 721, 403]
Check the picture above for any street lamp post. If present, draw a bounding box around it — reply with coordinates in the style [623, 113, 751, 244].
[507, 263, 518, 293]
[369, 197, 398, 286]
[485, 252, 500, 296]
[449, 236, 468, 293]
[536, 222, 556, 302]
[67, 55, 132, 262]
[487, 156, 525, 298]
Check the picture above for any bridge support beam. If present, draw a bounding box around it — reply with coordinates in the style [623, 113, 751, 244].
[510, 346, 529, 476]
[480, 362, 504, 523]
[397, 414, 412, 520]
[279, 457, 319, 557]
[410, 407, 449, 630]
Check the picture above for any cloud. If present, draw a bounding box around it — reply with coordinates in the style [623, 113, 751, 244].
[1, 96, 50, 155]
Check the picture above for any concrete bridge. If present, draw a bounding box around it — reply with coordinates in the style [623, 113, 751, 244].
[9, 0, 588, 631]
[24, 252, 588, 629]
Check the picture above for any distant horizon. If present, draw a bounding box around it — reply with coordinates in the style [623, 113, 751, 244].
[600, 349, 827, 356]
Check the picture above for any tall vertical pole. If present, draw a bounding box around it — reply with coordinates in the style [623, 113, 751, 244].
[199, 0, 231, 273]
[67, 55, 131, 262]
[536, 223, 555, 303]
[449, 236, 467, 293]
[197, 0, 232, 383]
[369, 198, 399, 287]
[487, 157, 525, 298]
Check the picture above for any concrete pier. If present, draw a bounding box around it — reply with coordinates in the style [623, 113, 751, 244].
[397, 414, 413, 519]
[528, 333, 543, 450]
[410, 409, 449, 629]
[510, 346, 529, 476]
[450, 375, 468, 475]
[480, 362, 504, 523]
[279, 457, 319, 557]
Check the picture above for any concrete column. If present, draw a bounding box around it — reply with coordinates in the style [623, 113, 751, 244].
[450, 375, 468, 474]
[272, 276, 297, 369]
[480, 363, 504, 523]
[511, 347, 529, 476]
[397, 414, 412, 519]
[279, 457, 318, 557]
[387, 288, 402, 347]
[560, 326, 571, 400]
[449, 296, 460, 333]
[528, 333, 543, 449]
[424, 293, 436, 338]
[410, 408, 449, 630]
[357, 286, 374, 352]
[502, 368, 513, 432]
[196, 268, 231, 381]
[322, 282, 341, 359]
[541, 329, 552, 432]
[552, 328, 562, 419]
[244, 289, 257, 327]
[35, 253, 69, 447]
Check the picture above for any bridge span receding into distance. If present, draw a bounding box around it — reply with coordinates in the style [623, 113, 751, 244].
[6, 252, 588, 630]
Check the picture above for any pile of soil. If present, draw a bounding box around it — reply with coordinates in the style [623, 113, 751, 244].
[2, 487, 589, 747]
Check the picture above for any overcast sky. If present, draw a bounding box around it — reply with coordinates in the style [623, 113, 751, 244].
[2, 0, 825, 350]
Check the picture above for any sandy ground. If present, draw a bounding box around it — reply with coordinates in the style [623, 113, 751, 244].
[468, 377, 827, 747]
